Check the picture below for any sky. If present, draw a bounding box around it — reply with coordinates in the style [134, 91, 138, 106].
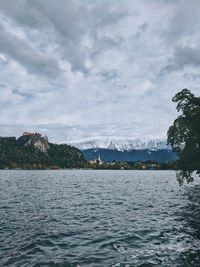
[0, 0, 199, 143]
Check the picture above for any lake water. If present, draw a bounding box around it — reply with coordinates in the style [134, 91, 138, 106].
[1, 170, 200, 267]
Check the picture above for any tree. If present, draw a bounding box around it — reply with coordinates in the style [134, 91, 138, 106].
[167, 89, 200, 183]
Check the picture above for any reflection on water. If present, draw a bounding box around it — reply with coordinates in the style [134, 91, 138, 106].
[176, 170, 194, 186]
[0, 170, 200, 267]
[177, 184, 200, 266]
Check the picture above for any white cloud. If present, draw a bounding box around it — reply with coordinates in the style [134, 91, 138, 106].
[0, 0, 199, 142]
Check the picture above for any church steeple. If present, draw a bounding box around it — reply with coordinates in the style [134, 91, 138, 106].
[97, 155, 102, 165]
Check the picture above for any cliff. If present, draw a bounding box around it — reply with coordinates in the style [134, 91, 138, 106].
[0, 133, 86, 169]
[18, 133, 49, 154]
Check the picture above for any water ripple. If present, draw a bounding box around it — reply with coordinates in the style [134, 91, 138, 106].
[0, 170, 200, 266]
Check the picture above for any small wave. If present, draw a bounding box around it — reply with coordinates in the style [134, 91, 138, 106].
[113, 243, 127, 254]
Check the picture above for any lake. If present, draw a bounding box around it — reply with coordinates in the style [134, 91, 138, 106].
[0, 170, 200, 267]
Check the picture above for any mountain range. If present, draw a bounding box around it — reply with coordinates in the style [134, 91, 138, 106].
[69, 137, 170, 151]
[69, 137, 177, 163]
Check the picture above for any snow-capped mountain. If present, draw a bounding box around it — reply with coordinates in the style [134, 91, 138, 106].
[69, 137, 170, 151]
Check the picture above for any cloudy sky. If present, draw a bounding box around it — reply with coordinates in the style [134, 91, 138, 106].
[0, 0, 199, 142]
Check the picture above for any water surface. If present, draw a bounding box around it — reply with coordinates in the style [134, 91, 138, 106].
[0, 170, 200, 267]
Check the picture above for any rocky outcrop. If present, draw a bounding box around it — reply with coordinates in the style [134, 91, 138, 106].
[21, 133, 49, 154]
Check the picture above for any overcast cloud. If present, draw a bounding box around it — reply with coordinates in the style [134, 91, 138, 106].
[0, 0, 199, 142]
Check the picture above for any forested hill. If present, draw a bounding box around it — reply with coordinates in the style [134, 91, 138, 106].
[0, 133, 86, 169]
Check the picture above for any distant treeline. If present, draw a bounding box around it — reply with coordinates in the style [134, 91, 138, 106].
[89, 160, 176, 170]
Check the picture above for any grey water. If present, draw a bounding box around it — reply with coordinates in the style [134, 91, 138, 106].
[1, 170, 200, 267]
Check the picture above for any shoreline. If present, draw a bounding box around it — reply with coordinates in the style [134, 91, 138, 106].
[0, 168, 176, 171]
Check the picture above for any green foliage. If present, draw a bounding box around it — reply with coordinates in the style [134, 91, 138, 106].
[167, 89, 200, 182]
[0, 135, 86, 169]
[89, 160, 176, 170]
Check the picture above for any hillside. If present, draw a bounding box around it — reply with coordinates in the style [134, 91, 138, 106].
[0, 133, 86, 169]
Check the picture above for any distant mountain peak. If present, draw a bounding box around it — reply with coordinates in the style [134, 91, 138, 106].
[69, 136, 170, 151]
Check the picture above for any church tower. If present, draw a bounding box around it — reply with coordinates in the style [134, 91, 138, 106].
[97, 155, 102, 165]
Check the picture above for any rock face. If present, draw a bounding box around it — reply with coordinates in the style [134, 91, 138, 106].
[19, 133, 49, 154]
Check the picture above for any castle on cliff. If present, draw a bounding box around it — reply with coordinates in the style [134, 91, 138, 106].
[23, 132, 48, 141]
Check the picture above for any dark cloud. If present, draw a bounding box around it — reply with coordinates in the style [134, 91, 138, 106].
[0, 83, 6, 88]
[12, 89, 34, 99]
[97, 70, 119, 81]
[134, 22, 148, 40]
[91, 36, 124, 60]
[0, 26, 61, 77]
[163, 0, 199, 43]
[0, 0, 126, 74]
[164, 46, 200, 73]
